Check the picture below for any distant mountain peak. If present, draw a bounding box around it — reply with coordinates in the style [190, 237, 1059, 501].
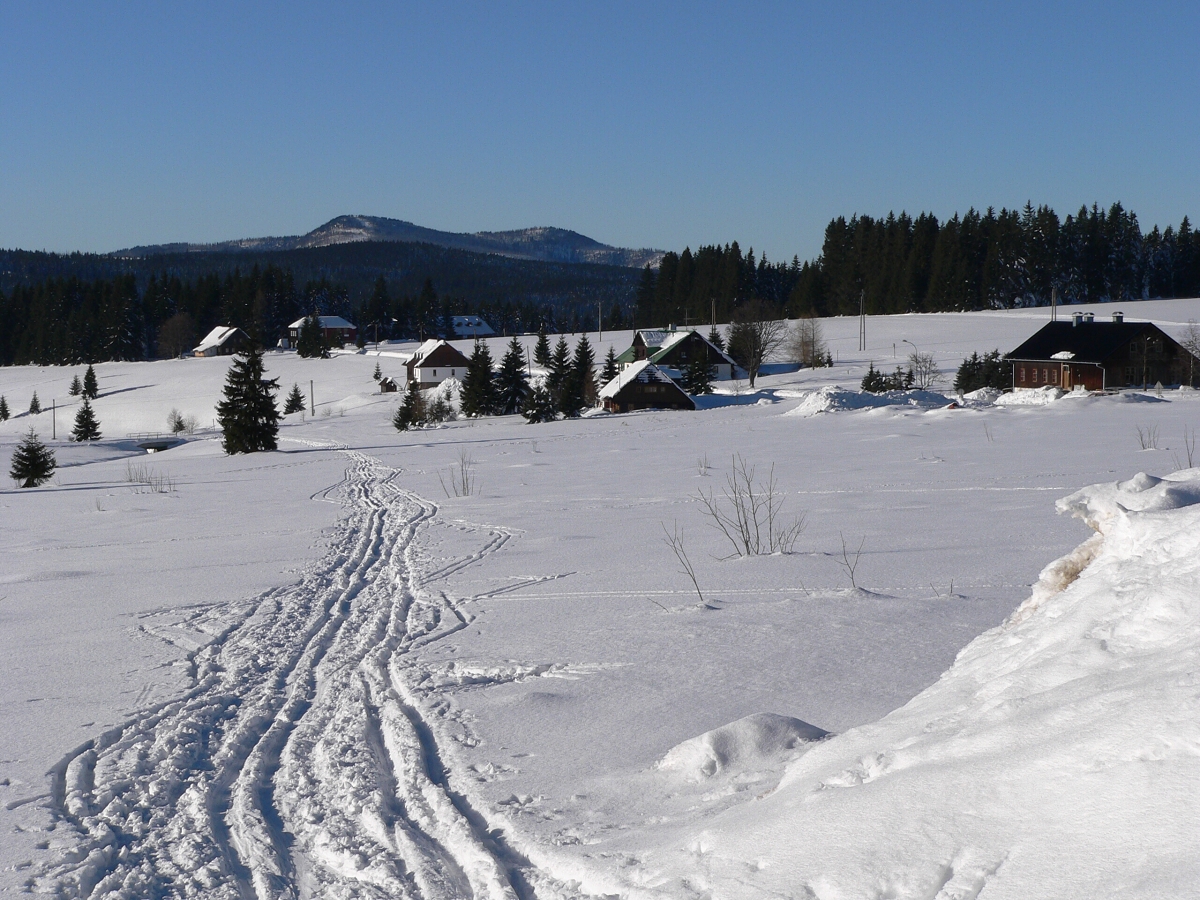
[116, 215, 664, 269]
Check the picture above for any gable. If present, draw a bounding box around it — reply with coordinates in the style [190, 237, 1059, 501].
[1007, 321, 1169, 364]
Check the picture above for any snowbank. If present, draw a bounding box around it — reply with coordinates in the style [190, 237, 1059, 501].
[655, 713, 828, 783]
[608, 469, 1200, 898]
[785, 386, 954, 417]
[994, 385, 1064, 405]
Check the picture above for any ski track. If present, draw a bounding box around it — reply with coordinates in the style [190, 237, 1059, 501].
[34, 449, 568, 900]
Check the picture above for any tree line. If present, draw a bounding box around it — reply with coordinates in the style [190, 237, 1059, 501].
[638, 202, 1200, 326]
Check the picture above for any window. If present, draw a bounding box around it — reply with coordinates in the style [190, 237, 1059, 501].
[1051, 368, 1058, 383]
[1019, 366, 1026, 383]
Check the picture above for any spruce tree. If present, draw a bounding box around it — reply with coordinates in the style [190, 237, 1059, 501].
[861, 363, 887, 393]
[69, 374, 83, 396]
[29, 392, 41, 414]
[71, 397, 102, 441]
[372, 361, 382, 382]
[534, 325, 552, 369]
[521, 384, 558, 423]
[496, 336, 530, 414]
[0, 395, 9, 421]
[708, 325, 725, 351]
[600, 346, 619, 387]
[681, 352, 714, 395]
[572, 334, 597, 406]
[10, 428, 56, 488]
[547, 336, 571, 404]
[393, 380, 425, 431]
[284, 383, 307, 414]
[296, 314, 328, 358]
[83, 365, 99, 400]
[460, 341, 498, 417]
[216, 345, 280, 454]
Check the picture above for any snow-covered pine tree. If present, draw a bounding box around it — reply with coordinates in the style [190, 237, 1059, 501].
[495, 336, 530, 415]
[10, 428, 56, 488]
[533, 325, 552, 369]
[861, 363, 887, 393]
[71, 397, 102, 442]
[284, 383, 307, 414]
[372, 362, 382, 382]
[69, 374, 83, 396]
[29, 392, 41, 414]
[521, 385, 558, 424]
[216, 345, 280, 454]
[460, 341, 498, 417]
[681, 351, 714, 395]
[83, 365, 99, 400]
[0, 395, 9, 421]
[600, 346, 619, 388]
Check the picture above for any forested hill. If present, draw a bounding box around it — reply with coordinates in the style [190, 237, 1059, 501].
[0, 241, 640, 366]
[635, 203, 1200, 328]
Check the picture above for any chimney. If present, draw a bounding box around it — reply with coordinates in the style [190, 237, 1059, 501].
[1072, 312, 1083, 327]
[1083, 312, 1095, 323]
[1112, 311, 1124, 323]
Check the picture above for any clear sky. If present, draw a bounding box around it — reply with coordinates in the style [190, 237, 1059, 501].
[2, 2, 1197, 261]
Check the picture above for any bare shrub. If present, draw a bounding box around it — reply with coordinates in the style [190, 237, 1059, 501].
[126, 461, 176, 494]
[662, 521, 709, 607]
[1172, 427, 1196, 469]
[1136, 425, 1160, 450]
[835, 532, 865, 589]
[908, 350, 941, 389]
[787, 315, 827, 368]
[696, 455, 806, 557]
[437, 450, 477, 497]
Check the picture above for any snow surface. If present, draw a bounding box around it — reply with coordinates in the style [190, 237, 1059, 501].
[2, 298, 1200, 897]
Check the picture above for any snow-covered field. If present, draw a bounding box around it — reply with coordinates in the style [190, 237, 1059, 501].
[2, 299, 1200, 898]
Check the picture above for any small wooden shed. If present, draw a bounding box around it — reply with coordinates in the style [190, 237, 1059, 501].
[599, 361, 696, 413]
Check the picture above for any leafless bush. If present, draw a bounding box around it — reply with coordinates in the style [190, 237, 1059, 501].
[1172, 427, 1197, 469]
[908, 350, 941, 389]
[662, 520, 708, 607]
[1136, 425, 1160, 450]
[835, 532, 865, 589]
[438, 450, 477, 497]
[787, 315, 828, 368]
[696, 455, 806, 557]
[167, 409, 198, 435]
[126, 461, 176, 494]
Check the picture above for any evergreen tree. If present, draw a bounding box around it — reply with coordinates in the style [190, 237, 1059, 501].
[547, 335, 571, 403]
[572, 334, 597, 406]
[71, 397, 102, 441]
[372, 361, 382, 382]
[861, 363, 888, 393]
[495, 336, 530, 415]
[460, 341, 498, 417]
[393, 380, 426, 430]
[83, 364, 99, 399]
[296, 314, 328, 358]
[0, 395, 9, 421]
[521, 384, 558, 423]
[216, 345, 280, 454]
[708, 325, 725, 351]
[10, 428, 56, 488]
[284, 383, 307, 414]
[29, 392, 41, 414]
[600, 346, 619, 387]
[69, 374, 83, 396]
[681, 351, 714, 395]
[534, 325, 552, 369]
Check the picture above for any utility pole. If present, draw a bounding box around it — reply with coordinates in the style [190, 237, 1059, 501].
[858, 290, 867, 352]
[310, 380, 314, 415]
[1051, 287, 1057, 322]
[52, 399, 56, 440]
[598, 301, 603, 343]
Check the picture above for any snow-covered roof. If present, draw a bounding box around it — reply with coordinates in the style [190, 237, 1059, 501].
[287, 315, 356, 330]
[1050, 351, 1076, 360]
[599, 360, 678, 399]
[193, 326, 240, 353]
[409, 339, 444, 364]
[450, 315, 495, 337]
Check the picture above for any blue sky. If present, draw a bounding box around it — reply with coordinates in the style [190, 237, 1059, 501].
[2, 2, 1197, 261]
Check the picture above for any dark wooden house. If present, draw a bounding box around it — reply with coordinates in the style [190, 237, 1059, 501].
[599, 361, 696, 413]
[616, 328, 738, 381]
[1007, 312, 1198, 391]
[192, 326, 249, 358]
[404, 339, 471, 388]
[285, 315, 358, 348]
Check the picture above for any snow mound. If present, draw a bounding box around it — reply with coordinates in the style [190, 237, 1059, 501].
[656, 713, 828, 782]
[994, 385, 1063, 405]
[786, 386, 953, 417]
[961, 386, 1003, 406]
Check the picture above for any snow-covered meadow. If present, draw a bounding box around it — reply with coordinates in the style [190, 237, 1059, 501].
[2, 299, 1200, 898]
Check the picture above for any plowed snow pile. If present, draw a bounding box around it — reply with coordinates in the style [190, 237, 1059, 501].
[576, 469, 1200, 899]
[786, 386, 953, 416]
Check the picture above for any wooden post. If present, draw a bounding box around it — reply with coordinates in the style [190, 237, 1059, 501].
[310, 380, 314, 415]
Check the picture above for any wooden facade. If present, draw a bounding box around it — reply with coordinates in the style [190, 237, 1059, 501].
[599, 361, 696, 413]
[617, 329, 737, 381]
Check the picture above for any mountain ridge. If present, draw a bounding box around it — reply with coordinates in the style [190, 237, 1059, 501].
[115, 214, 664, 269]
